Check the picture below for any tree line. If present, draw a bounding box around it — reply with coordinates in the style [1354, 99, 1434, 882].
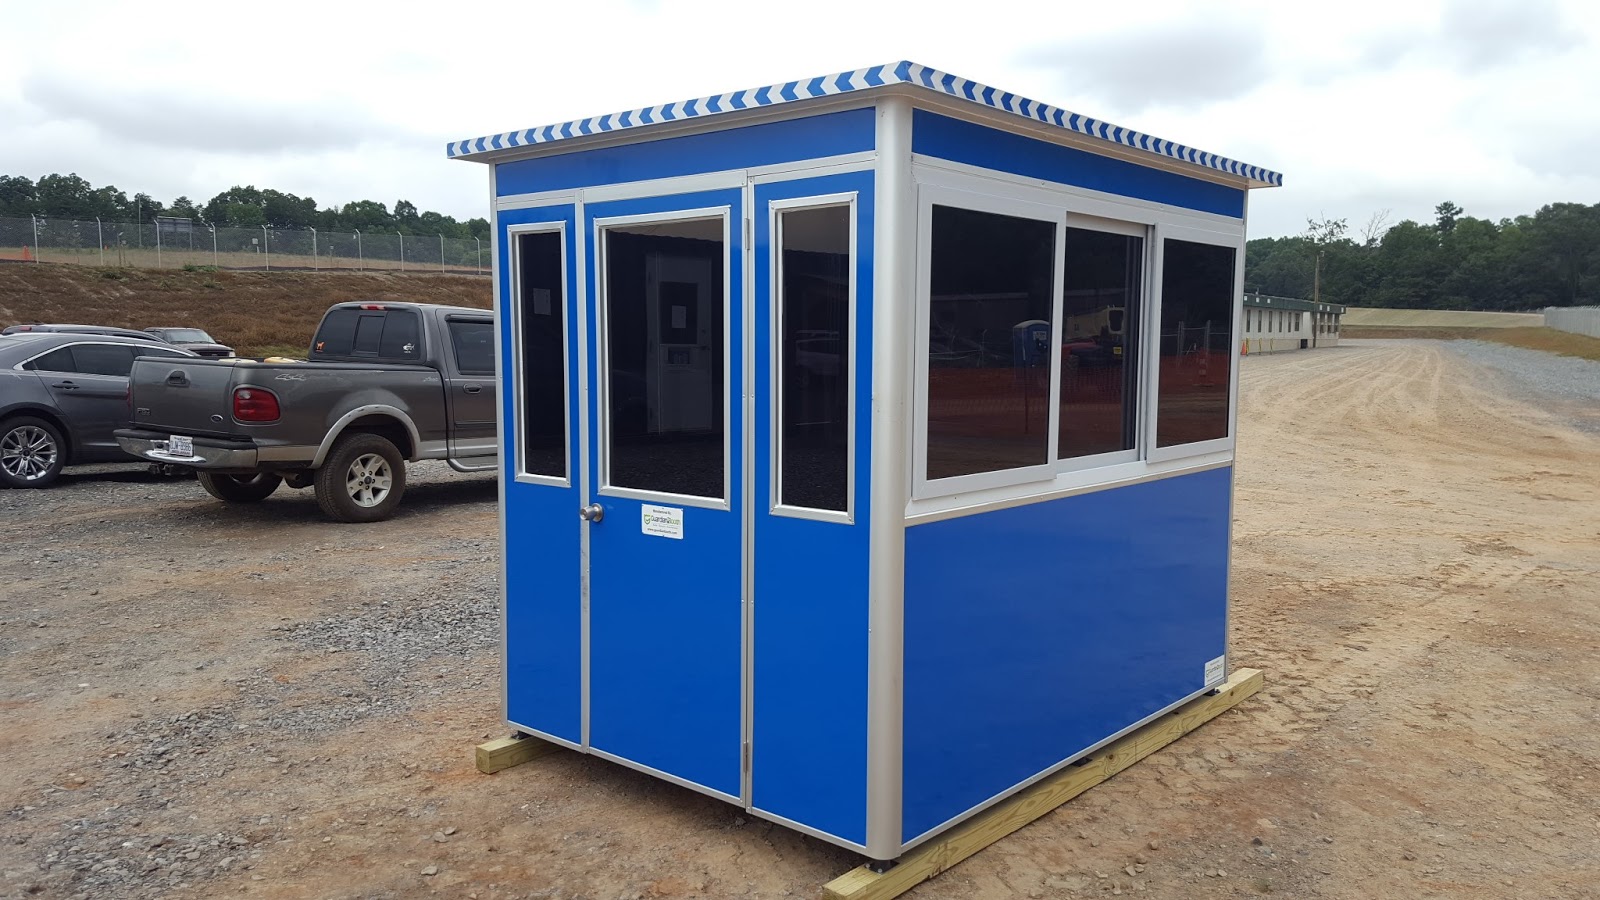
[1246, 201, 1599, 310]
[0, 173, 490, 240]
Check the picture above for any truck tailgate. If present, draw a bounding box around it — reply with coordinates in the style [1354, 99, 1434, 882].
[128, 357, 246, 439]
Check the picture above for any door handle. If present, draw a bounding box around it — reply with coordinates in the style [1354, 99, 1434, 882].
[166, 371, 189, 387]
[463, 384, 482, 394]
[579, 503, 605, 523]
[50, 381, 78, 390]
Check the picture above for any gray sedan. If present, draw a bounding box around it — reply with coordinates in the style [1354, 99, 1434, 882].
[0, 333, 196, 487]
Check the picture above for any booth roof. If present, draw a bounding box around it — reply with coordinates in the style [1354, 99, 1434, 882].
[447, 60, 1283, 189]
[1245, 293, 1346, 315]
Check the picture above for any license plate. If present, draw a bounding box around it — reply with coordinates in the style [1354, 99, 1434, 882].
[168, 434, 193, 457]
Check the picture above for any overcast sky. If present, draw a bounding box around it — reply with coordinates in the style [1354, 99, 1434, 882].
[3, 0, 1595, 238]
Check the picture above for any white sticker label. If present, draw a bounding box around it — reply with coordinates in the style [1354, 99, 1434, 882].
[641, 504, 684, 540]
[1204, 655, 1226, 685]
[532, 287, 553, 316]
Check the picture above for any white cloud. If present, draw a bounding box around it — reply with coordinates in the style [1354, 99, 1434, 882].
[2, 0, 1597, 237]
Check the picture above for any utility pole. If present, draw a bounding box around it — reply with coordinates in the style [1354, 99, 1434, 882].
[1313, 250, 1324, 304]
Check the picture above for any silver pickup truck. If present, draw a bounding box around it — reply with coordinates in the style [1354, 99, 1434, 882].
[116, 301, 496, 522]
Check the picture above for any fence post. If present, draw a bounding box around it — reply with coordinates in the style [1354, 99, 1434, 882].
[96, 217, 104, 266]
[31, 215, 40, 263]
[355, 230, 363, 270]
[398, 232, 404, 272]
[156, 221, 163, 269]
[475, 237, 481, 275]
[262, 224, 271, 272]
[310, 226, 318, 271]
[210, 225, 218, 268]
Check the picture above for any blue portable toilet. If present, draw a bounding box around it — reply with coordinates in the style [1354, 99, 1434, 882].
[450, 62, 1280, 862]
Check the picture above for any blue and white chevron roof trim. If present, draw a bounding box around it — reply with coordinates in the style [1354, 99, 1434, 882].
[448, 61, 1282, 188]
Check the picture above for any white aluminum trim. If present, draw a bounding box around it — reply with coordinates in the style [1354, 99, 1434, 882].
[896, 682, 1218, 854]
[911, 183, 1064, 502]
[865, 95, 911, 861]
[576, 195, 592, 750]
[582, 170, 746, 204]
[592, 206, 734, 508]
[504, 719, 583, 752]
[746, 806, 870, 854]
[904, 455, 1232, 526]
[505, 220, 574, 487]
[492, 164, 509, 730]
[740, 178, 756, 808]
[746, 151, 877, 181]
[498, 189, 579, 211]
[768, 192, 858, 523]
[585, 746, 742, 806]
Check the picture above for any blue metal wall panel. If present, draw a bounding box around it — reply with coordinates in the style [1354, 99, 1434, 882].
[584, 189, 746, 799]
[901, 468, 1233, 841]
[751, 172, 875, 845]
[496, 109, 877, 197]
[911, 110, 1246, 219]
[499, 203, 583, 744]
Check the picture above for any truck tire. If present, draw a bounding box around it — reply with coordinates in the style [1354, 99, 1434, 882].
[0, 416, 66, 488]
[315, 432, 406, 523]
[197, 471, 282, 502]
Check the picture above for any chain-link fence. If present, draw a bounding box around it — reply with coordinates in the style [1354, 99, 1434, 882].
[0, 216, 488, 275]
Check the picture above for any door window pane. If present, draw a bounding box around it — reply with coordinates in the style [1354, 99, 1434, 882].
[1156, 239, 1237, 447]
[516, 230, 567, 479]
[23, 347, 74, 372]
[604, 217, 725, 500]
[777, 204, 850, 512]
[925, 205, 1055, 481]
[1059, 227, 1141, 460]
[69, 344, 138, 377]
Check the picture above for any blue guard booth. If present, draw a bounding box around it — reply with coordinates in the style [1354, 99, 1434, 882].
[450, 62, 1281, 862]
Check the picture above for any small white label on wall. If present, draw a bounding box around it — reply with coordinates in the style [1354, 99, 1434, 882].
[1204, 655, 1226, 685]
[532, 287, 553, 316]
[641, 504, 684, 540]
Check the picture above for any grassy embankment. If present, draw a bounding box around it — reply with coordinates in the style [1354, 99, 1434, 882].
[0, 263, 490, 357]
[1342, 325, 1600, 362]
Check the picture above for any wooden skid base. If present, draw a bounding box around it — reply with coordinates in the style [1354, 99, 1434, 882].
[824, 667, 1264, 900]
[474, 732, 564, 774]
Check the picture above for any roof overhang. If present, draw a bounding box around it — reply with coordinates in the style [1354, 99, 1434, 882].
[447, 61, 1283, 190]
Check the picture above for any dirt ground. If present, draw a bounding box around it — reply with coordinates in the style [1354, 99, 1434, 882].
[2, 339, 1598, 899]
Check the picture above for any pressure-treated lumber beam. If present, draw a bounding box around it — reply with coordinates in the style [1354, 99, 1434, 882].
[475, 732, 564, 774]
[824, 667, 1264, 900]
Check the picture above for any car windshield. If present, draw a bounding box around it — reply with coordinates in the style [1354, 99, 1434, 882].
[160, 329, 215, 342]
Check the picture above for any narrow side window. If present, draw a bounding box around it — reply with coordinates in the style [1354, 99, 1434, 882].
[776, 204, 851, 513]
[1155, 239, 1237, 448]
[517, 230, 567, 479]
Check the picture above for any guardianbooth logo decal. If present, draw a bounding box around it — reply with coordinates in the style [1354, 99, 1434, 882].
[641, 504, 684, 539]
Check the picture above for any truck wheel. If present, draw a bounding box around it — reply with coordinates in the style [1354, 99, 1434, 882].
[315, 432, 406, 523]
[0, 416, 65, 488]
[197, 471, 282, 502]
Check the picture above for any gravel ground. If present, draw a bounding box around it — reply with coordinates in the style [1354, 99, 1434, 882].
[1437, 338, 1600, 433]
[4, 341, 1599, 899]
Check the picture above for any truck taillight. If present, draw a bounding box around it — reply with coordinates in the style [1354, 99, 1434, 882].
[358, 303, 386, 310]
[233, 388, 280, 422]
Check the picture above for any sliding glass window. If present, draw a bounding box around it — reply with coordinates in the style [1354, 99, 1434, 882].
[515, 228, 568, 480]
[1059, 226, 1142, 461]
[775, 203, 852, 515]
[1155, 238, 1237, 448]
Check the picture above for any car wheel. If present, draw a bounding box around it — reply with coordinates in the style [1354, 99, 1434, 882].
[197, 471, 282, 502]
[314, 432, 406, 523]
[0, 416, 66, 488]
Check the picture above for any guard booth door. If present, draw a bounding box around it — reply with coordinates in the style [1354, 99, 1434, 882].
[580, 190, 745, 800]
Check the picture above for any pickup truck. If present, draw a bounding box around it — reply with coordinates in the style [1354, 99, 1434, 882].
[116, 301, 497, 522]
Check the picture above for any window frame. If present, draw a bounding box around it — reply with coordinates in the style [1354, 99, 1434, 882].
[913, 184, 1066, 500]
[1144, 222, 1245, 464]
[507, 221, 573, 488]
[769, 192, 858, 524]
[593, 205, 733, 512]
